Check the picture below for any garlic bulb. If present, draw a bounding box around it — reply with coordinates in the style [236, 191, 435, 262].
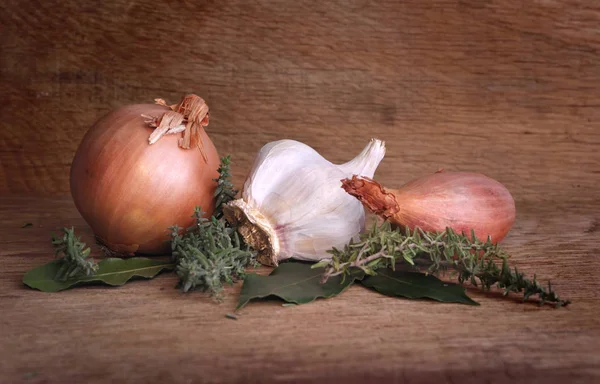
[224, 139, 386, 266]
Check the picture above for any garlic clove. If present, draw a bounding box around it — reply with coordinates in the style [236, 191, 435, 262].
[224, 139, 386, 266]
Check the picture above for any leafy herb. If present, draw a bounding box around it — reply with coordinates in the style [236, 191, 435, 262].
[225, 313, 238, 320]
[24, 227, 172, 292]
[170, 156, 256, 300]
[213, 155, 238, 219]
[170, 208, 256, 299]
[319, 221, 570, 307]
[361, 268, 479, 305]
[21, 222, 33, 228]
[51, 227, 98, 281]
[23, 257, 174, 292]
[237, 262, 362, 309]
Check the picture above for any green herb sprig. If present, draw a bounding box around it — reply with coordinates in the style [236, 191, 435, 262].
[213, 155, 238, 219]
[51, 227, 98, 281]
[170, 208, 256, 299]
[170, 156, 256, 299]
[317, 221, 570, 307]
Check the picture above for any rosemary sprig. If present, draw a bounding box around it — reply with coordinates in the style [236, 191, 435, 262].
[318, 221, 570, 307]
[170, 208, 256, 299]
[51, 227, 98, 281]
[213, 155, 238, 219]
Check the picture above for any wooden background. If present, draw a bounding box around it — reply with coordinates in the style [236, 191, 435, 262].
[1, 0, 599, 383]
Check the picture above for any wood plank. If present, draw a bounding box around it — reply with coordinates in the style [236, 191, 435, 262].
[0, 196, 599, 383]
[0, 0, 599, 200]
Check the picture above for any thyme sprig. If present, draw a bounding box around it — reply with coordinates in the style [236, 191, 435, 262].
[213, 155, 238, 219]
[51, 227, 98, 281]
[170, 208, 256, 299]
[318, 221, 570, 307]
[170, 156, 255, 299]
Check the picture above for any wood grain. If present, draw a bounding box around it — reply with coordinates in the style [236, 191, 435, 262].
[1, 0, 599, 201]
[1, 0, 599, 383]
[1, 197, 599, 383]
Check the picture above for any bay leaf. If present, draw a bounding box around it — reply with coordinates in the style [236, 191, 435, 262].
[237, 262, 360, 309]
[23, 258, 174, 292]
[360, 268, 479, 305]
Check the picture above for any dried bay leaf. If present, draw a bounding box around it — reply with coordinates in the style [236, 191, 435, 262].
[360, 268, 479, 305]
[237, 262, 361, 309]
[23, 258, 174, 292]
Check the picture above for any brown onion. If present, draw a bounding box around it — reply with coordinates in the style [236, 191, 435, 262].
[341, 171, 516, 243]
[70, 95, 220, 255]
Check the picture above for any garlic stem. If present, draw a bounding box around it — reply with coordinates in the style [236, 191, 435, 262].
[339, 138, 386, 176]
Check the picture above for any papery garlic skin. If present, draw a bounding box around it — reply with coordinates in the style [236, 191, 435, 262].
[224, 139, 385, 266]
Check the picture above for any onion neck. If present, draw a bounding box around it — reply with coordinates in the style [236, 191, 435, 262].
[143, 94, 210, 162]
[223, 199, 281, 267]
[341, 176, 400, 219]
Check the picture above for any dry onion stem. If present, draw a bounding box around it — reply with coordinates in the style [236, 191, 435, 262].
[142, 94, 211, 162]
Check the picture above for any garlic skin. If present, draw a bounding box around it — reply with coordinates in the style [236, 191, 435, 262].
[224, 139, 386, 266]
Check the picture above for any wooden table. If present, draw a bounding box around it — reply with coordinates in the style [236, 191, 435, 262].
[1, 1, 599, 383]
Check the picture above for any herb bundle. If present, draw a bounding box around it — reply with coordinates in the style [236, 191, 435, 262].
[24, 228, 173, 292]
[170, 208, 256, 298]
[51, 227, 98, 281]
[314, 221, 570, 307]
[169, 155, 257, 298]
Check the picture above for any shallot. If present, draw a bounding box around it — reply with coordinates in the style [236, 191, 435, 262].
[342, 170, 516, 242]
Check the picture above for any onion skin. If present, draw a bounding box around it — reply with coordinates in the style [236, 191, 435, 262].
[342, 171, 516, 243]
[70, 103, 220, 255]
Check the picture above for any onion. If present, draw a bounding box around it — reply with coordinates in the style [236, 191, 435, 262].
[341, 171, 516, 243]
[70, 95, 220, 255]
